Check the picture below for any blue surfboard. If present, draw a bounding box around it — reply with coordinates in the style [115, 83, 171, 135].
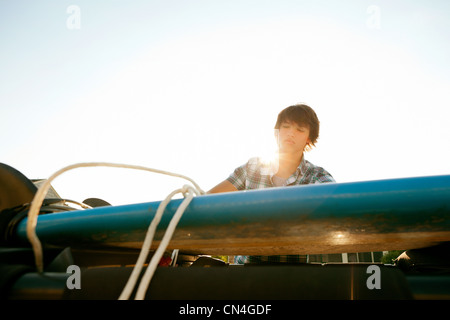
[12, 175, 450, 255]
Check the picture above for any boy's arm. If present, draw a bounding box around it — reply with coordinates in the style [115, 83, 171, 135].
[207, 180, 238, 194]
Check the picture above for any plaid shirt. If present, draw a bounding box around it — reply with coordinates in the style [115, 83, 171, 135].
[227, 156, 335, 190]
[227, 155, 335, 264]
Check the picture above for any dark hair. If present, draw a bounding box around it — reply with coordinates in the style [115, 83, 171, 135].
[274, 104, 320, 150]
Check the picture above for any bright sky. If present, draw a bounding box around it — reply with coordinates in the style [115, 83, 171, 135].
[1, 0, 449, 205]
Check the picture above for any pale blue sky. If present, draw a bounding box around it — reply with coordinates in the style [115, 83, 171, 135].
[1, 0, 449, 205]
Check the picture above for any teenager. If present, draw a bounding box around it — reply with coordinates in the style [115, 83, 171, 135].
[208, 104, 335, 264]
[209, 104, 334, 192]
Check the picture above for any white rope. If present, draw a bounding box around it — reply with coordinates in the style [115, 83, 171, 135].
[26, 162, 205, 274]
[123, 185, 198, 300]
[117, 188, 182, 300]
[118, 185, 198, 300]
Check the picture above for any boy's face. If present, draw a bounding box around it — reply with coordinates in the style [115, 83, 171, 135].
[276, 120, 311, 154]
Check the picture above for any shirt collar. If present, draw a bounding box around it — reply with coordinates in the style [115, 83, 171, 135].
[298, 154, 308, 176]
[268, 153, 308, 178]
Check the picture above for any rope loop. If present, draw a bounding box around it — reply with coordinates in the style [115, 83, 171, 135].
[26, 162, 204, 292]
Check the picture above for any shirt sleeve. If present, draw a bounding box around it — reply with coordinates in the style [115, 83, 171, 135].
[226, 163, 247, 190]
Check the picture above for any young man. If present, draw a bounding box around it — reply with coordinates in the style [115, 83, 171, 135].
[208, 104, 335, 264]
[209, 104, 334, 192]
